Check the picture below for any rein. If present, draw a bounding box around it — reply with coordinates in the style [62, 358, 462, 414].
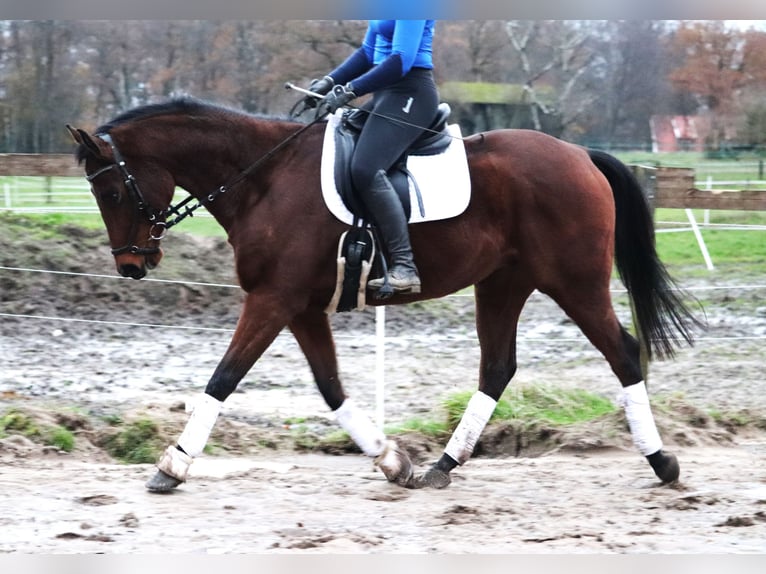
[86, 117, 324, 248]
[163, 116, 322, 229]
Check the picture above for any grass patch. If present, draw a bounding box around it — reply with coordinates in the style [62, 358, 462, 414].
[47, 427, 75, 452]
[0, 408, 76, 452]
[444, 386, 617, 428]
[616, 150, 765, 168]
[387, 418, 450, 439]
[385, 385, 617, 441]
[4, 181, 764, 268]
[290, 426, 358, 453]
[656, 229, 766, 266]
[1, 208, 224, 238]
[0, 409, 40, 437]
[101, 413, 123, 426]
[653, 209, 766, 268]
[100, 418, 162, 464]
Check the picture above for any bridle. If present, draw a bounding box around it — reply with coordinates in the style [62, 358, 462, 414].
[85, 118, 323, 258]
[86, 133, 165, 256]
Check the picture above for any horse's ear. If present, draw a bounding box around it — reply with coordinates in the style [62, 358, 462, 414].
[66, 124, 108, 159]
[66, 124, 83, 144]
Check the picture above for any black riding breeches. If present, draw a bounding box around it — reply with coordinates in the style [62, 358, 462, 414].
[349, 68, 439, 193]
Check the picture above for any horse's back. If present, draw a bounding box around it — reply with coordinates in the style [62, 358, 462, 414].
[464, 128, 613, 222]
[465, 128, 589, 162]
[457, 128, 617, 289]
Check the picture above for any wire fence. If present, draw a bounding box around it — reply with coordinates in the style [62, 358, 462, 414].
[1, 264, 764, 345]
[3, 264, 764, 428]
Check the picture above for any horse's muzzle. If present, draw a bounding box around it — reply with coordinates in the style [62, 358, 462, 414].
[115, 246, 162, 279]
[118, 262, 147, 279]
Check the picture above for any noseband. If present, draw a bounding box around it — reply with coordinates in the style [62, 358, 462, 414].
[86, 133, 165, 256]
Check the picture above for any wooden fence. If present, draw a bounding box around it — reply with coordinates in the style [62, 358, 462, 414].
[634, 165, 766, 211]
[2, 153, 766, 211]
[0, 154, 83, 177]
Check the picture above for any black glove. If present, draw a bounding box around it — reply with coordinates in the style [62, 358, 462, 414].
[315, 83, 357, 119]
[302, 76, 334, 109]
[289, 75, 334, 118]
[310, 76, 334, 96]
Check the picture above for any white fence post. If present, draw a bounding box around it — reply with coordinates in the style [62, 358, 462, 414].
[375, 305, 386, 429]
[685, 208, 715, 271]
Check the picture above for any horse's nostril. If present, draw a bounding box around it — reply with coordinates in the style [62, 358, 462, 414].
[119, 264, 146, 279]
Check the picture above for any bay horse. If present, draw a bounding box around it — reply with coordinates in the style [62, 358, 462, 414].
[67, 96, 699, 493]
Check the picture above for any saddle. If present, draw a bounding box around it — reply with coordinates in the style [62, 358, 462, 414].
[333, 102, 453, 221]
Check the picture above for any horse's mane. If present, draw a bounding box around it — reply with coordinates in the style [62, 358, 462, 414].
[76, 97, 298, 164]
[95, 97, 243, 134]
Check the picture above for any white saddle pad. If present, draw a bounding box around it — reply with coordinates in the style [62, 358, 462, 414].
[320, 110, 471, 225]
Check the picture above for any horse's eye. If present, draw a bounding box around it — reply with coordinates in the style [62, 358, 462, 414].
[97, 187, 121, 204]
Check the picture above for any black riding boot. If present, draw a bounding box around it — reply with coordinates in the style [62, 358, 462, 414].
[365, 170, 421, 294]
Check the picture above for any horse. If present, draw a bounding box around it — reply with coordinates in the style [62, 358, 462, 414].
[67, 96, 700, 493]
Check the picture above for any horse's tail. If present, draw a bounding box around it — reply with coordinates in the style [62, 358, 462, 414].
[588, 149, 703, 360]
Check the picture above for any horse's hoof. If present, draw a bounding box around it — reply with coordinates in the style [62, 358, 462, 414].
[375, 440, 415, 487]
[411, 467, 452, 489]
[145, 469, 183, 493]
[647, 450, 680, 483]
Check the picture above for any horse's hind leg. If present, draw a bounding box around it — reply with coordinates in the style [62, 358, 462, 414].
[289, 308, 414, 486]
[547, 283, 680, 483]
[416, 269, 534, 488]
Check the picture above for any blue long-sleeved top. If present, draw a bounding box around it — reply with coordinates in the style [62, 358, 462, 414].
[328, 20, 435, 97]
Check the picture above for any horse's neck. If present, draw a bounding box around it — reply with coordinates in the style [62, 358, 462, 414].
[155, 119, 298, 225]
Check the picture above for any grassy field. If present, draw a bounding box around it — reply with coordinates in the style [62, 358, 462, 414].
[0, 176, 225, 236]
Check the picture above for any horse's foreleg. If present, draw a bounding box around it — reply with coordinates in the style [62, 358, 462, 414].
[289, 309, 414, 486]
[146, 292, 290, 492]
[147, 393, 224, 492]
[415, 271, 532, 489]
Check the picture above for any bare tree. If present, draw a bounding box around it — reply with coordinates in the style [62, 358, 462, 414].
[505, 20, 601, 136]
[582, 21, 671, 149]
[3, 20, 766, 152]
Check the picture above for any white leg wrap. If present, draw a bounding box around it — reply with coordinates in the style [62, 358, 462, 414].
[621, 381, 663, 456]
[333, 399, 386, 457]
[176, 393, 223, 457]
[444, 391, 497, 465]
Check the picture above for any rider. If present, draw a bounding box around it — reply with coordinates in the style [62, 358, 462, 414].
[308, 20, 439, 294]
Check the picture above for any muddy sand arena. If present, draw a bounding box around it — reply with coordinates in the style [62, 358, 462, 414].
[1, 220, 765, 553]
